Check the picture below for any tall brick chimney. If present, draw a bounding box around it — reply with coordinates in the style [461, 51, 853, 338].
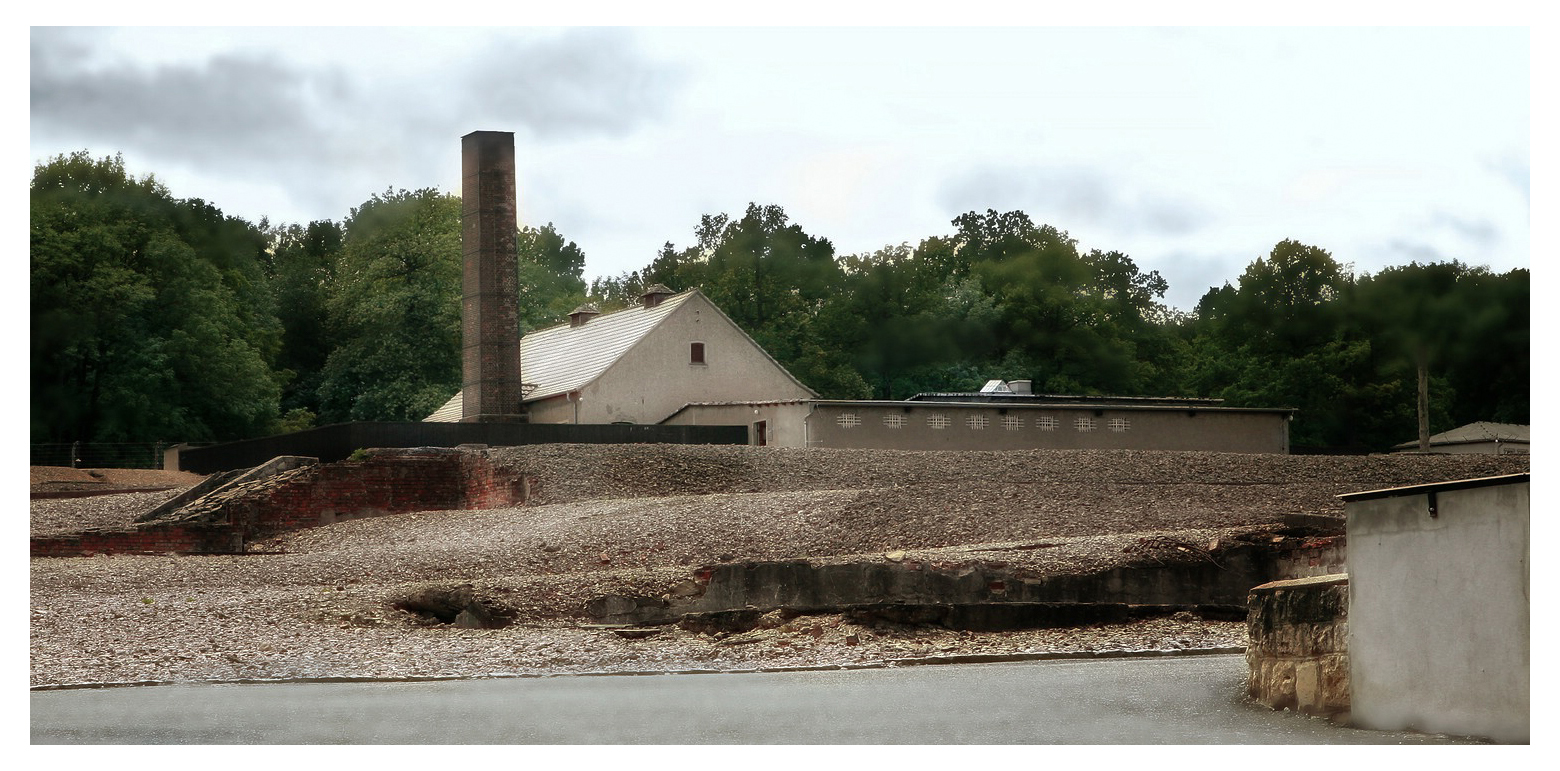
[460, 131, 527, 423]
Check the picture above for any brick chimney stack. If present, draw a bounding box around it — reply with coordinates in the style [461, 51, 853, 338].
[460, 131, 527, 423]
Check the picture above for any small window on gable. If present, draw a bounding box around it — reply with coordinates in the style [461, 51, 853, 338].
[690, 342, 705, 365]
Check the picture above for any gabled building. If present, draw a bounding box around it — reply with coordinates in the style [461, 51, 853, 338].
[426, 285, 817, 425]
[430, 286, 1293, 454]
[1390, 422, 1529, 455]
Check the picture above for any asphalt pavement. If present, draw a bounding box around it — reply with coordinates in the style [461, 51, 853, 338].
[30, 653, 1482, 744]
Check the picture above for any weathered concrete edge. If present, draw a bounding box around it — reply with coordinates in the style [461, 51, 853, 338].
[29, 646, 1247, 691]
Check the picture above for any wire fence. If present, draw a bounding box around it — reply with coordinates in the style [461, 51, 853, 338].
[28, 442, 212, 470]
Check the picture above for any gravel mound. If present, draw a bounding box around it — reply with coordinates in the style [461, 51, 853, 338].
[29, 445, 1527, 688]
[493, 445, 1526, 504]
[31, 466, 206, 493]
[31, 489, 189, 537]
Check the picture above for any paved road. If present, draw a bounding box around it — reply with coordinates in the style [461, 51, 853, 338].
[31, 654, 1479, 744]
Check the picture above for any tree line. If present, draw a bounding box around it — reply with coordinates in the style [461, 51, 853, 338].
[31, 152, 1528, 452]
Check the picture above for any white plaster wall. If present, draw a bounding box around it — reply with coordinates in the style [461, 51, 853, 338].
[542, 294, 815, 425]
[1346, 481, 1529, 743]
[661, 403, 811, 447]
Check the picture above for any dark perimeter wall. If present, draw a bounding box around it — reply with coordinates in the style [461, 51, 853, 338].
[177, 421, 748, 474]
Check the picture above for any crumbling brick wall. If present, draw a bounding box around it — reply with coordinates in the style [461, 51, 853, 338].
[30, 448, 530, 557]
[29, 524, 236, 557]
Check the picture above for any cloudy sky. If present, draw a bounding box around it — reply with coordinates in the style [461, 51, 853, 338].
[27, 22, 1533, 311]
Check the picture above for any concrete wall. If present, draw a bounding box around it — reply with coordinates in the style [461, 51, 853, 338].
[178, 421, 747, 473]
[1246, 575, 1351, 718]
[586, 545, 1277, 626]
[802, 402, 1290, 453]
[660, 402, 813, 447]
[539, 293, 815, 426]
[1345, 477, 1529, 743]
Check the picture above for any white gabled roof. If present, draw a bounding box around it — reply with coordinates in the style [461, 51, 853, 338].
[425, 290, 696, 422]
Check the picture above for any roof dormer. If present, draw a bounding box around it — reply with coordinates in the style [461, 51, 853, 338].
[568, 303, 601, 327]
[641, 283, 675, 308]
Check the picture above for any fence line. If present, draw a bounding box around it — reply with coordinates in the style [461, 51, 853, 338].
[29, 442, 213, 470]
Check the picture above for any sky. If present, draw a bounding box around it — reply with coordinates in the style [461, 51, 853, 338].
[24, 20, 1537, 312]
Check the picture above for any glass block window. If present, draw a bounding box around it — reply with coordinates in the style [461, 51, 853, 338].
[1108, 418, 1131, 432]
[966, 415, 989, 430]
[927, 414, 951, 430]
[1036, 416, 1059, 431]
[883, 413, 908, 429]
[1074, 417, 1097, 432]
[1002, 415, 1023, 431]
[836, 413, 861, 428]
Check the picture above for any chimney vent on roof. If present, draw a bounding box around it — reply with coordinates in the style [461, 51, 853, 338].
[1008, 379, 1033, 395]
[568, 303, 601, 327]
[641, 283, 675, 308]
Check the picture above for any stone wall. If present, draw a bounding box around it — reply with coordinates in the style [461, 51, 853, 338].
[1246, 574, 1350, 718]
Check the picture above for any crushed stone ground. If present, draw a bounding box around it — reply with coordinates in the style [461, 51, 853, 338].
[29, 446, 1527, 688]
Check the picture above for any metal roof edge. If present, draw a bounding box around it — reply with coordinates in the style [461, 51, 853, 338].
[1338, 473, 1530, 503]
[1391, 437, 1531, 450]
[808, 399, 1294, 414]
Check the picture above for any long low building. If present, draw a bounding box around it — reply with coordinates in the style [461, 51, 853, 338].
[662, 393, 1295, 453]
[426, 286, 1295, 455]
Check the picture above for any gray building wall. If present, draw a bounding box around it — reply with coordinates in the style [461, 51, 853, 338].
[802, 402, 1290, 453]
[529, 293, 815, 425]
[1344, 477, 1529, 743]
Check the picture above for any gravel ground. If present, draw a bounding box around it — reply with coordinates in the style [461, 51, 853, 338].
[29, 446, 1527, 688]
[30, 488, 188, 537]
[30, 466, 205, 493]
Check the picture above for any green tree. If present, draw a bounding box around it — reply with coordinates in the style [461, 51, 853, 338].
[957, 209, 1176, 395]
[1183, 240, 1404, 451]
[1352, 262, 1529, 448]
[31, 151, 283, 443]
[824, 241, 1007, 398]
[515, 222, 589, 332]
[1446, 267, 1528, 426]
[316, 188, 462, 423]
[647, 203, 868, 398]
[265, 219, 343, 422]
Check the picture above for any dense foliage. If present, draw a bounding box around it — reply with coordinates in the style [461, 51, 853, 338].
[31, 153, 1529, 452]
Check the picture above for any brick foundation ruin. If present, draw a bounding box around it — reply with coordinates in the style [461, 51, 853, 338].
[30, 448, 532, 557]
